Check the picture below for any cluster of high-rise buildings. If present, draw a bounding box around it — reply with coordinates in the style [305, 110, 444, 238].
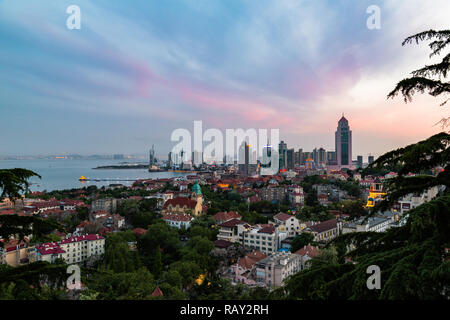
[267, 115, 373, 173]
[161, 114, 373, 173]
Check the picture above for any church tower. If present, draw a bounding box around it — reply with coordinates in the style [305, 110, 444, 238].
[191, 180, 203, 216]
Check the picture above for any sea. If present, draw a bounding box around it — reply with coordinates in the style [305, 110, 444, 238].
[0, 159, 189, 192]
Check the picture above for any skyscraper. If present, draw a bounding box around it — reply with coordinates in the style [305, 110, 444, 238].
[298, 148, 304, 165]
[262, 143, 272, 168]
[327, 151, 337, 166]
[167, 152, 173, 168]
[278, 140, 287, 171]
[335, 114, 353, 169]
[312, 148, 318, 165]
[318, 148, 326, 168]
[239, 141, 250, 175]
[192, 151, 203, 166]
[149, 145, 156, 166]
[357, 155, 363, 168]
[287, 148, 295, 170]
[368, 155, 375, 164]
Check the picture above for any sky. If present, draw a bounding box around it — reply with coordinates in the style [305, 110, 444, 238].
[1, 0, 449, 159]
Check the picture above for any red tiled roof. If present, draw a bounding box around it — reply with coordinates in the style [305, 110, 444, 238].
[133, 228, 147, 236]
[214, 240, 233, 248]
[213, 211, 242, 222]
[238, 251, 267, 269]
[36, 243, 65, 255]
[219, 218, 247, 228]
[59, 234, 104, 244]
[273, 213, 292, 221]
[309, 219, 337, 233]
[258, 225, 275, 234]
[163, 197, 197, 209]
[162, 213, 194, 222]
[152, 286, 164, 297]
[294, 244, 320, 258]
[4, 239, 27, 252]
[238, 256, 258, 270]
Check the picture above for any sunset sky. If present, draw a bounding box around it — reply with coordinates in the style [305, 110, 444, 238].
[1, 0, 449, 159]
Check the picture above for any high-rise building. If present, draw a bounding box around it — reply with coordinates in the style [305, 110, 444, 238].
[149, 145, 156, 166]
[335, 114, 353, 168]
[278, 141, 287, 171]
[312, 148, 318, 166]
[298, 148, 304, 165]
[302, 152, 313, 163]
[327, 151, 337, 166]
[318, 148, 326, 168]
[239, 141, 250, 175]
[368, 155, 375, 164]
[167, 152, 173, 168]
[287, 148, 295, 170]
[262, 143, 272, 168]
[357, 155, 363, 168]
[192, 151, 203, 166]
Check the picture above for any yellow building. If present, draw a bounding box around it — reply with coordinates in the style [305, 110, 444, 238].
[366, 178, 386, 207]
[0, 241, 37, 267]
[161, 181, 204, 216]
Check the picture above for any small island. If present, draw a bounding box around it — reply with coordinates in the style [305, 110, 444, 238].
[93, 164, 150, 170]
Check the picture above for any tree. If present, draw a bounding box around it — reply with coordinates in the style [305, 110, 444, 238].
[0, 168, 40, 200]
[152, 245, 163, 279]
[290, 233, 315, 253]
[305, 189, 319, 207]
[388, 29, 450, 127]
[137, 221, 181, 267]
[76, 206, 89, 221]
[0, 169, 64, 243]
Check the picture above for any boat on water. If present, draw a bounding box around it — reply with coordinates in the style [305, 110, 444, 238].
[79, 176, 87, 181]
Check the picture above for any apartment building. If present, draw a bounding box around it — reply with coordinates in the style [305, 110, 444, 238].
[243, 224, 280, 255]
[217, 219, 251, 243]
[306, 219, 341, 243]
[90, 198, 119, 214]
[293, 244, 320, 270]
[258, 187, 287, 203]
[342, 216, 393, 234]
[287, 185, 304, 205]
[0, 240, 37, 267]
[162, 213, 194, 229]
[272, 213, 300, 237]
[36, 234, 105, 265]
[231, 251, 267, 286]
[213, 211, 242, 224]
[255, 252, 302, 288]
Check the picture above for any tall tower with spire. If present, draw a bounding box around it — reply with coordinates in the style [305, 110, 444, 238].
[335, 114, 352, 168]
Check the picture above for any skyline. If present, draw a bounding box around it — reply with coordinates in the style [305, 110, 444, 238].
[1, 0, 450, 158]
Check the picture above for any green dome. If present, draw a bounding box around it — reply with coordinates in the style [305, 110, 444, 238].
[192, 180, 202, 195]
